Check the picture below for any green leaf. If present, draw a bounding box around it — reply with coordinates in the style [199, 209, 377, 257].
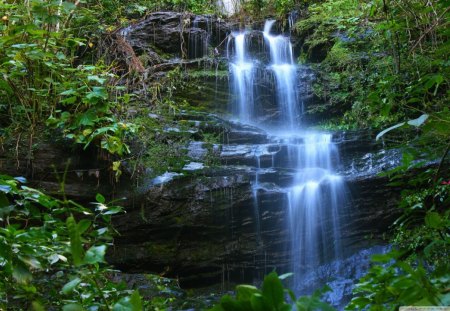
[84, 245, 106, 264]
[62, 277, 81, 295]
[60, 89, 77, 96]
[12, 262, 32, 284]
[61, 1, 77, 12]
[0, 192, 9, 208]
[262, 272, 284, 309]
[219, 295, 245, 311]
[348, 296, 370, 308]
[250, 293, 266, 311]
[85, 87, 107, 101]
[88, 75, 106, 85]
[76, 110, 97, 126]
[103, 206, 123, 215]
[31, 301, 46, 311]
[77, 219, 92, 235]
[236, 284, 259, 301]
[67, 216, 84, 266]
[95, 193, 105, 204]
[62, 304, 84, 311]
[112, 291, 143, 311]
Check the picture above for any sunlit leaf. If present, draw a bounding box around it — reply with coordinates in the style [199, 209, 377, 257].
[84, 245, 106, 264]
[407, 114, 429, 127]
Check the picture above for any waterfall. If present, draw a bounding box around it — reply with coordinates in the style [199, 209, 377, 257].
[228, 32, 255, 123]
[287, 133, 345, 291]
[263, 20, 299, 129]
[227, 20, 347, 292]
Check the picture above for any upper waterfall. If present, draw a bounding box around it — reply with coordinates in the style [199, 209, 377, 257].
[228, 20, 301, 128]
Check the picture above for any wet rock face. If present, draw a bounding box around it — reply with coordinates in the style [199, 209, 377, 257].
[122, 12, 230, 59]
[108, 118, 402, 289]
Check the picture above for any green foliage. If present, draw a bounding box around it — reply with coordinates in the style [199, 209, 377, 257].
[211, 272, 335, 311]
[0, 174, 139, 310]
[239, 0, 299, 19]
[301, 0, 449, 130]
[117, 0, 217, 15]
[0, 1, 137, 157]
[347, 251, 449, 310]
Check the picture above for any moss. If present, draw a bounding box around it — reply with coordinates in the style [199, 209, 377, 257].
[144, 241, 177, 259]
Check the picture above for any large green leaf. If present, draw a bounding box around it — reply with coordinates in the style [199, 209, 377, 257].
[262, 272, 284, 310]
[62, 277, 82, 295]
[85, 86, 107, 102]
[77, 219, 92, 235]
[87, 75, 106, 85]
[76, 109, 97, 126]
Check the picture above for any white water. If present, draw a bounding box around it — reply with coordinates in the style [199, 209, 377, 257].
[227, 21, 346, 291]
[228, 32, 255, 123]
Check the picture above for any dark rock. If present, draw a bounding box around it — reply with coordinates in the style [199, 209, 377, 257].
[0, 138, 112, 202]
[121, 12, 230, 59]
[108, 124, 401, 289]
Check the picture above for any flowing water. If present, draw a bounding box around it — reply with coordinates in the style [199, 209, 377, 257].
[227, 20, 347, 293]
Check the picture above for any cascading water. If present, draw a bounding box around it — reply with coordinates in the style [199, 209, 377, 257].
[263, 20, 299, 129]
[227, 20, 347, 293]
[228, 32, 255, 123]
[287, 133, 345, 291]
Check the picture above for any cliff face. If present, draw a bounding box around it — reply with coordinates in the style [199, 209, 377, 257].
[107, 116, 401, 288]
